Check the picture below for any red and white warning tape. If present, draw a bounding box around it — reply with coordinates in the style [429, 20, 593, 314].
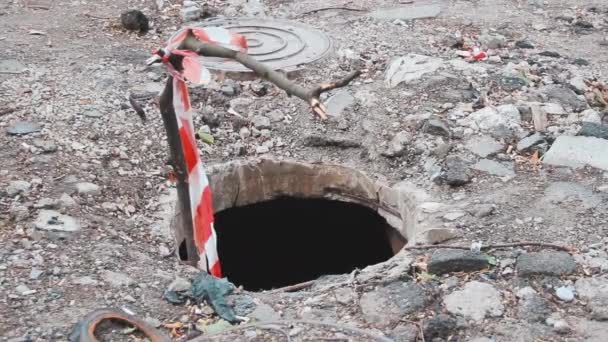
[151, 27, 248, 277]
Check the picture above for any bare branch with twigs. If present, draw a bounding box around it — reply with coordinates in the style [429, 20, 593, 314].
[180, 34, 361, 120]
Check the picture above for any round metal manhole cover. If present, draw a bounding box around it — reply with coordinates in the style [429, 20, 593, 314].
[174, 17, 333, 73]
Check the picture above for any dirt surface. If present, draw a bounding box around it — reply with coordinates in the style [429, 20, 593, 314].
[2, 0, 608, 341]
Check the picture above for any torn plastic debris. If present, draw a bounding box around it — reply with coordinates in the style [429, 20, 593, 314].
[163, 272, 240, 323]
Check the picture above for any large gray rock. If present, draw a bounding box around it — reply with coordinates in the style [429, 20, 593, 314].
[543, 136, 608, 170]
[34, 210, 81, 232]
[385, 54, 444, 88]
[516, 251, 576, 276]
[543, 85, 588, 112]
[443, 156, 472, 186]
[465, 136, 504, 157]
[360, 282, 426, 327]
[428, 249, 489, 275]
[472, 159, 515, 178]
[575, 276, 608, 320]
[444, 281, 503, 321]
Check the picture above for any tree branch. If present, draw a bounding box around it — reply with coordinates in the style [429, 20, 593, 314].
[180, 34, 361, 120]
[404, 242, 574, 252]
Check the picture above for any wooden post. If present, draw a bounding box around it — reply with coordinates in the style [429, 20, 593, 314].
[159, 76, 199, 265]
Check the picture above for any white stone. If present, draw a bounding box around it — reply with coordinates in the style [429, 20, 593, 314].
[556, 286, 575, 302]
[543, 136, 608, 170]
[76, 182, 101, 196]
[385, 54, 444, 88]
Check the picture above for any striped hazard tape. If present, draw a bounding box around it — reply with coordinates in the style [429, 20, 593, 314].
[150, 27, 248, 277]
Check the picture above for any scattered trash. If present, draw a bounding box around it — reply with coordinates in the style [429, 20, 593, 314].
[120, 10, 149, 33]
[192, 272, 240, 323]
[163, 272, 240, 323]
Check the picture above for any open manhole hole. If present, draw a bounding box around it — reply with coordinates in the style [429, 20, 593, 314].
[173, 17, 332, 74]
[172, 159, 416, 291]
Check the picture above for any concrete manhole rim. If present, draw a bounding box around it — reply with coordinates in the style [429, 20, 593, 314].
[172, 17, 333, 73]
[204, 158, 417, 242]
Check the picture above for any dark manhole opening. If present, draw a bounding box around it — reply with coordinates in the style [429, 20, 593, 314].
[215, 197, 405, 291]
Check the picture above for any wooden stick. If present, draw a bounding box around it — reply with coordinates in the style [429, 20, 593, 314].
[404, 242, 573, 252]
[268, 280, 315, 293]
[180, 34, 361, 120]
[296, 6, 368, 17]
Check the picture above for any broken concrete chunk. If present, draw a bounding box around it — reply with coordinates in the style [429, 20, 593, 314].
[516, 251, 576, 276]
[428, 249, 490, 275]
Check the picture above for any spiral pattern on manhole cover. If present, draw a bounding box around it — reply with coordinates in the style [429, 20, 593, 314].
[175, 18, 333, 73]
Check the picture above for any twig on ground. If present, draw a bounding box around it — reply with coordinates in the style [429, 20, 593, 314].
[269, 280, 315, 293]
[296, 6, 368, 17]
[197, 320, 394, 342]
[180, 34, 361, 120]
[404, 242, 573, 252]
[128, 94, 147, 122]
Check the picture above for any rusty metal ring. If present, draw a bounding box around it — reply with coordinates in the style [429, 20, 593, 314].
[69, 308, 170, 342]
